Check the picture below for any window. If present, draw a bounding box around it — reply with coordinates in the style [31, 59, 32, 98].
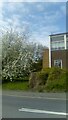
[50, 35, 65, 51]
[51, 41, 65, 50]
[54, 60, 62, 68]
[51, 35, 64, 42]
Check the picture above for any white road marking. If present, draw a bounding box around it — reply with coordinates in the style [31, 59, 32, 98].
[19, 107, 68, 116]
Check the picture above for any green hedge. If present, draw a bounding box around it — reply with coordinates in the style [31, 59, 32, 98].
[29, 67, 67, 92]
[2, 76, 29, 83]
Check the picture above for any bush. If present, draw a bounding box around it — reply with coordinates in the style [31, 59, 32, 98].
[29, 67, 67, 92]
[30, 59, 42, 72]
[2, 75, 29, 83]
[36, 68, 51, 85]
[66, 70, 68, 91]
[47, 67, 62, 81]
[45, 67, 67, 92]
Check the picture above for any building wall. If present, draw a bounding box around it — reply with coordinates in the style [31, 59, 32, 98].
[51, 50, 68, 69]
[43, 49, 49, 69]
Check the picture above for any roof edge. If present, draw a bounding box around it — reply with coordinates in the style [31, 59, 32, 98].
[49, 32, 68, 36]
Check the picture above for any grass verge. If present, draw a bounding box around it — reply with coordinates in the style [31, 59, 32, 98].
[2, 81, 29, 91]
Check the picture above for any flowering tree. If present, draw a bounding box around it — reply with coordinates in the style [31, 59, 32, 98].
[2, 29, 45, 82]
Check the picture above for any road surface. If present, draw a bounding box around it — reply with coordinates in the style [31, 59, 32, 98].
[2, 90, 67, 118]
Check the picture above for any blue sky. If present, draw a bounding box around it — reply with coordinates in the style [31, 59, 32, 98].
[0, 1, 66, 47]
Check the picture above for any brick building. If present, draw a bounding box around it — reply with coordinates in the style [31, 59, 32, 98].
[43, 32, 68, 69]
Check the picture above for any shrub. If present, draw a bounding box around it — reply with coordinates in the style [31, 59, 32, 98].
[45, 67, 67, 92]
[47, 67, 62, 81]
[66, 70, 68, 91]
[36, 68, 51, 85]
[29, 67, 67, 92]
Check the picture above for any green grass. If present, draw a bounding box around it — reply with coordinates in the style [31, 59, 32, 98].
[2, 81, 29, 91]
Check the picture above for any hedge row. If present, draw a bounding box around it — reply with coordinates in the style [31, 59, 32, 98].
[29, 67, 68, 92]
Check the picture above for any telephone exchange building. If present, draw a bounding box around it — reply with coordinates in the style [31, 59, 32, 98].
[43, 33, 68, 69]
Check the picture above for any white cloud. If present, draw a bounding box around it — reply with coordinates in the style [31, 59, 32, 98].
[29, 9, 64, 27]
[1, 2, 29, 18]
[29, 14, 36, 19]
[4, 0, 39, 2]
[2, 14, 20, 28]
[0, 1, 66, 47]
[0, 2, 3, 9]
[0, 13, 30, 35]
[29, 24, 61, 47]
[29, 32, 49, 47]
[1, 0, 67, 2]
[0, 19, 10, 32]
[60, 5, 66, 15]
[43, 25, 60, 33]
[36, 4, 45, 12]
[44, 11, 62, 24]
[0, 2, 3, 20]
[0, 2, 30, 33]
[45, 0, 66, 1]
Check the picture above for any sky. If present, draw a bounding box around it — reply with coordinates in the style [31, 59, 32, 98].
[0, 1, 66, 47]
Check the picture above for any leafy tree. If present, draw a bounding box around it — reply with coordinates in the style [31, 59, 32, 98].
[2, 29, 45, 82]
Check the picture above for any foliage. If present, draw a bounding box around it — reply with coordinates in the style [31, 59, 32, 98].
[2, 67, 67, 92]
[45, 67, 66, 92]
[29, 67, 67, 92]
[30, 58, 42, 72]
[47, 67, 62, 81]
[2, 29, 44, 82]
[66, 70, 68, 91]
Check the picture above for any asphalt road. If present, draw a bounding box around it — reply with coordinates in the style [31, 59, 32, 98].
[2, 91, 67, 118]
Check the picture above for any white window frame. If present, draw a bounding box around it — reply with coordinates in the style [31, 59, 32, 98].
[54, 59, 62, 69]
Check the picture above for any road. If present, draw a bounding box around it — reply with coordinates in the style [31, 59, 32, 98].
[2, 90, 67, 118]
